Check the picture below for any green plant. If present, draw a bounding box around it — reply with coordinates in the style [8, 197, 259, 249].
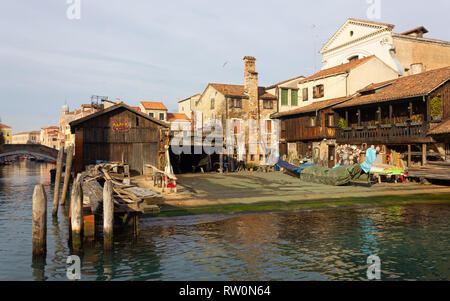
[0, 132, 4, 145]
[430, 96, 443, 118]
[245, 163, 257, 170]
[338, 118, 347, 129]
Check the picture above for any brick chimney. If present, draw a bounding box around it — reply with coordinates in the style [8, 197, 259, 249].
[243, 56, 258, 115]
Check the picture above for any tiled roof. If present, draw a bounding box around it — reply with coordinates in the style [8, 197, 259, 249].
[301, 55, 376, 82]
[167, 113, 190, 122]
[266, 75, 305, 89]
[130, 106, 141, 112]
[42, 126, 59, 130]
[428, 118, 450, 135]
[140, 101, 168, 111]
[13, 131, 41, 136]
[0, 123, 11, 128]
[334, 66, 450, 109]
[272, 96, 350, 118]
[178, 94, 201, 103]
[209, 83, 277, 99]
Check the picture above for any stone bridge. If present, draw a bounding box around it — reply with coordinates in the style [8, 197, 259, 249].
[0, 144, 60, 161]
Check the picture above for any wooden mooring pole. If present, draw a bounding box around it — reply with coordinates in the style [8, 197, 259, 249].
[32, 184, 47, 257]
[52, 146, 64, 216]
[60, 145, 74, 206]
[103, 180, 114, 250]
[70, 174, 83, 251]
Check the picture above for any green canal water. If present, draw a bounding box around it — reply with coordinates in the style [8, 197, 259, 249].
[0, 162, 449, 281]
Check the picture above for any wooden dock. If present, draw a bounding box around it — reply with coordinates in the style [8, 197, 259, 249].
[407, 162, 450, 181]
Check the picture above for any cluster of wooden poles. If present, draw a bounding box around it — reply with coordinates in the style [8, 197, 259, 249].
[32, 146, 115, 259]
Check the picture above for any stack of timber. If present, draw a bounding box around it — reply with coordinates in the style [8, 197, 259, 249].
[82, 163, 162, 215]
[407, 161, 450, 181]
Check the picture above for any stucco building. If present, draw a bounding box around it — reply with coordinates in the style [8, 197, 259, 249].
[0, 124, 12, 144]
[193, 56, 278, 164]
[320, 18, 450, 76]
[139, 101, 168, 121]
[12, 131, 40, 144]
[178, 94, 201, 119]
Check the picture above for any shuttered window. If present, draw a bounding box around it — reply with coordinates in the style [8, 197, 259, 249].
[302, 88, 308, 101]
[281, 89, 288, 106]
[291, 90, 298, 106]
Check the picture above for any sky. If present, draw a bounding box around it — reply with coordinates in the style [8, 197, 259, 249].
[0, 0, 449, 133]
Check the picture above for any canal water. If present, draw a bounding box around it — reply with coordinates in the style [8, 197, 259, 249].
[0, 162, 449, 281]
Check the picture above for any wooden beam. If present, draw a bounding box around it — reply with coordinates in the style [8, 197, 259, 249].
[52, 147, 64, 216]
[60, 145, 74, 206]
[422, 143, 427, 166]
[70, 174, 83, 251]
[103, 180, 114, 250]
[408, 144, 412, 167]
[32, 185, 47, 257]
[409, 101, 413, 119]
[357, 109, 361, 126]
[389, 104, 393, 125]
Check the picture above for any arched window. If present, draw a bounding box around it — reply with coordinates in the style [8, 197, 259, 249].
[348, 55, 359, 62]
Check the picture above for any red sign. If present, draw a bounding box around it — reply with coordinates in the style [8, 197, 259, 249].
[112, 118, 130, 134]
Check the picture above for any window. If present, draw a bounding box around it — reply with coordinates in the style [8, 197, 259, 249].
[348, 55, 359, 62]
[302, 88, 308, 101]
[136, 117, 139, 127]
[411, 63, 423, 75]
[263, 100, 273, 109]
[7, 132, 10, 136]
[149, 112, 154, 117]
[230, 98, 242, 109]
[159, 113, 165, 120]
[265, 120, 272, 133]
[210, 98, 215, 109]
[233, 119, 241, 134]
[326, 114, 335, 128]
[310, 117, 317, 127]
[281, 89, 288, 106]
[291, 90, 298, 106]
[250, 154, 255, 161]
[259, 154, 263, 161]
[313, 85, 324, 98]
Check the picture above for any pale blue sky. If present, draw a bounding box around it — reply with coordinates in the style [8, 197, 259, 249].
[1, 0, 449, 133]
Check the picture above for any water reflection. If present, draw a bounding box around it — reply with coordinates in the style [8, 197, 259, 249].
[0, 162, 449, 281]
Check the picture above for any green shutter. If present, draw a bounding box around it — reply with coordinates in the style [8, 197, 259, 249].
[281, 89, 288, 106]
[291, 90, 298, 106]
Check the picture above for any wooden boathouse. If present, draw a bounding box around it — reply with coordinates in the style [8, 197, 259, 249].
[333, 66, 450, 166]
[70, 103, 170, 174]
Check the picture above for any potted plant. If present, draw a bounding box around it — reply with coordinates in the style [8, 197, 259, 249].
[338, 118, 347, 129]
[430, 96, 443, 122]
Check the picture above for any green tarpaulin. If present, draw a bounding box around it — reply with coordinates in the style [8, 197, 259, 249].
[300, 164, 366, 186]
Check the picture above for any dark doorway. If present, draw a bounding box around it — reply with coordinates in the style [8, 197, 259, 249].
[328, 145, 336, 168]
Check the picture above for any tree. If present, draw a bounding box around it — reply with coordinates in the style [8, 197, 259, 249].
[0, 132, 5, 145]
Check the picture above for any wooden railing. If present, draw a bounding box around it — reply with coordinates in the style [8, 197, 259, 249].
[336, 122, 429, 143]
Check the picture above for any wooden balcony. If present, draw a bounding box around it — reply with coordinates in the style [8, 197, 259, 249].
[335, 122, 433, 144]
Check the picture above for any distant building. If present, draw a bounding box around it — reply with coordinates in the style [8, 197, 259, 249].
[0, 123, 12, 144]
[59, 103, 102, 148]
[320, 18, 450, 76]
[193, 56, 278, 164]
[139, 101, 168, 121]
[178, 94, 201, 118]
[167, 113, 191, 135]
[40, 126, 59, 149]
[12, 131, 40, 144]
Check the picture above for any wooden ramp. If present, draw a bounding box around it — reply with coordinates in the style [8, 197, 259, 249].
[407, 162, 450, 181]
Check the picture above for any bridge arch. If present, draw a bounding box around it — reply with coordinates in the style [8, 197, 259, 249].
[0, 144, 60, 161]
